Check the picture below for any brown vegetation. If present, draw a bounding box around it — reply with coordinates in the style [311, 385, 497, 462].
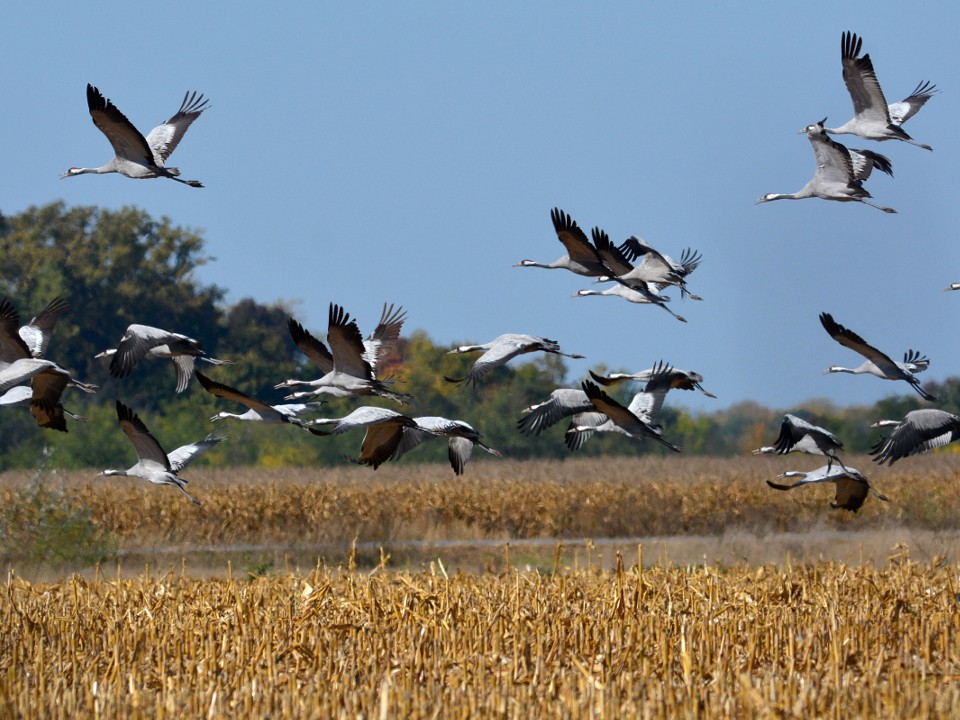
[3, 550, 959, 717]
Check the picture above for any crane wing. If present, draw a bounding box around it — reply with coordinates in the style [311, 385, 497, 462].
[287, 318, 334, 374]
[840, 32, 892, 124]
[86, 84, 156, 167]
[145, 91, 209, 163]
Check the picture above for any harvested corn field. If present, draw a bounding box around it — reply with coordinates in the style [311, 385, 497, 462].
[3, 552, 959, 718]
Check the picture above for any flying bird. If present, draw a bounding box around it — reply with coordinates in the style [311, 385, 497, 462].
[565, 363, 696, 451]
[62, 84, 209, 186]
[573, 285, 686, 322]
[588, 365, 715, 398]
[753, 414, 846, 471]
[819, 312, 934, 401]
[0, 298, 97, 423]
[277, 303, 410, 404]
[306, 406, 420, 470]
[0, 372, 85, 432]
[756, 120, 896, 213]
[195, 371, 324, 432]
[444, 334, 584, 387]
[825, 31, 935, 150]
[99, 401, 224, 506]
[391, 416, 502, 475]
[766, 464, 888, 512]
[570, 379, 681, 452]
[601, 232, 704, 301]
[96, 324, 232, 393]
[514, 208, 608, 276]
[869, 409, 960, 465]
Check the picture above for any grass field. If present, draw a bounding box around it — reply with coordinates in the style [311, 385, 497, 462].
[3, 456, 960, 717]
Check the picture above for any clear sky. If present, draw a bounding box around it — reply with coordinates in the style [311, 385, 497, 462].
[5, 3, 959, 413]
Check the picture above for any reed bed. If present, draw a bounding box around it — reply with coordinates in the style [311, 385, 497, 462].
[2, 552, 959, 718]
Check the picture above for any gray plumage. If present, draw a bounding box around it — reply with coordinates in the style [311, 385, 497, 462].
[825, 32, 935, 150]
[278, 303, 409, 404]
[307, 406, 420, 470]
[0, 298, 97, 426]
[569, 379, 680, 453]
[819, 312, 934, 401]
[62, 84, 208, 186]
[766, 464, 888, 513]
[753, 413, 846, 471]
[870, 409, 960, 465]
[196, 371, 324, 432]
[756, 120, 896, 213]
[513, 208, 608, 277]
[444, 334, 584, 387]
[392, 416, 502, 475]
[96, 323, 231, 393]
[18, 296, 69, 359]
[99, 401, 224, 506]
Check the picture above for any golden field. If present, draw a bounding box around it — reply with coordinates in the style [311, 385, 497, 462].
[3, 456, 960, 717]
[3, 553, 960, 718]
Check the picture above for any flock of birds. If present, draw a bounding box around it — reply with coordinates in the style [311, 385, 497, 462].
[756, 31, 936, 214]
[3, 30, 955, 513]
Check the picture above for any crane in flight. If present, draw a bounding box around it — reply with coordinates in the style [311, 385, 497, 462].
[62, 84, 209, 186]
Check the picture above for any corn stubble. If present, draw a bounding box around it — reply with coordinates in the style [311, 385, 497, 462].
[2, 552, 959, 718]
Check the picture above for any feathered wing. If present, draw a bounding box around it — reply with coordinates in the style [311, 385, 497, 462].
[517, 389, 592, 436]
[116, 401, 171, 470]
[888, 81, 937, 126]
[287, 318, 335, 374]
[145, 91, 209, 163]
[167, 433, 226, 473]
[327, 304, 375, 380]
[871, 409, 960, 465]
[86, 84, 156, 167]
[840, 32, 892, 124]
[363, 303, 406, 371]
[551, 208, 603, 268]
[20, 296, 69, 358]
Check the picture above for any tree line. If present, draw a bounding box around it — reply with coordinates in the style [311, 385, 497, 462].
[0, 202, 956, 471]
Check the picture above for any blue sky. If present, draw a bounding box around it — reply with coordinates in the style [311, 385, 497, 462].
[5, 3, 959, 413]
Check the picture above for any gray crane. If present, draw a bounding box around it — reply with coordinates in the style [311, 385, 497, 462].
[753, 414, 846, 471]
[569, 379, 681, 452]
[591, 228, 703, 302]
[196, 371, 324, 432]
[819, 312, 934, 401]
[756, 120, 896, 213]
[0, 299, 97, 425]
[589, 365, 715, 398]
[62, 84, 209, 186]
[96, 323, 232, 393]
[391, 416, 502, 475]
[306, 406, 421, 470]
[444, 333, 584, 387]
[0, 373, 85, 432]
[514, 208, 609, 276]
[766, 464, 888, 512]
[870, 409, 960, 465]
[519, 362, 713, 442]
[566, 362, 702, 450]
[277, 303, 410, 404]
[825, 32, 935, 150]
[573, 286, 687, 323]
[99, 401, 224, 506]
